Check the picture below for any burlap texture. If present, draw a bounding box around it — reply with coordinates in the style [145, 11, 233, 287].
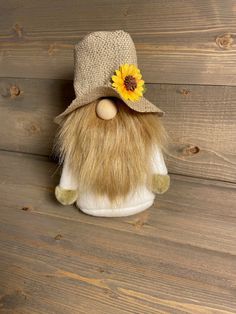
[55, 30, 164, 124]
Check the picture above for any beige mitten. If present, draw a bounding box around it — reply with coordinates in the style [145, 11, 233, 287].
[55, 186, 78, 205]
[152, 174, 170, 194]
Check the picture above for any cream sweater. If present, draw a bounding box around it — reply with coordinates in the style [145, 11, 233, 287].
[59, 146, 167, 217]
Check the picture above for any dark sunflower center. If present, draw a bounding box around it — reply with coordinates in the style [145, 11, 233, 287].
[124, 75, 137, 91]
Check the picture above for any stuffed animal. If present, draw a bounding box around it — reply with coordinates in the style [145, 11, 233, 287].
[54, 30, 170, 217]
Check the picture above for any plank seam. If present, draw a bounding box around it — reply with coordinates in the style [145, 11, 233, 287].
[0, 149, 235, 187]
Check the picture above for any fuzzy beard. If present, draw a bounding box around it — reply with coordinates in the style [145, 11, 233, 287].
[56, 98, 166, 202]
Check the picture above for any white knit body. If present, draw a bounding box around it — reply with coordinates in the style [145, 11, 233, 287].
[59, 146, 167, 217]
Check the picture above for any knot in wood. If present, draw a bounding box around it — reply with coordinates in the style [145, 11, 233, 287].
[124, 75, 137, 91]
[182, 145, 200, 156]
[13, 24, 23, 38]
[10, 85, 21, 97]
[216, 33, 234, 50]
[54, 234, 63, 240]
[21, 206, 31, 211]
[180, 89, 191, 96]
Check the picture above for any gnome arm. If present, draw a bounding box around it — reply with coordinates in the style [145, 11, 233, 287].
[151, 146, 170, 194]
[55, 155, 78, 205]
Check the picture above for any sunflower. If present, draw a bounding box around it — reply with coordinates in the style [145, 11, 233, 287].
[111, 64, 145, 101]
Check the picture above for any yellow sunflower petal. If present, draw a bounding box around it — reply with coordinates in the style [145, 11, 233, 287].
[111, 75, 118, 82]
[134, 89, 143, 97]
[132, 71, 142, 81]
[137, 79, 144, 85]
[135, 74, 142, 80]
[128, 64, 138, 76]
[126, 88, 135, 100]
[115, 69, 122, 78]
[127, 64, 136, 76]
[128, 89, 139, 101]
[120, 64, 129, 79]
[130, 93, 140, 101]
[112, 76, 123, 84]
[112, 83, 119, 89]
[123, 63, 129, 71]
[128, 70, 136, 78]
[122, 91, 129, 100]
[117, 85, 124, 95]
[117, 85, 126, 96]
[133, 89, 142, 97]
[128, 94, 135, 101]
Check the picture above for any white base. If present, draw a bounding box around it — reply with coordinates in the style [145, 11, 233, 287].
[77, 199, 154, 217]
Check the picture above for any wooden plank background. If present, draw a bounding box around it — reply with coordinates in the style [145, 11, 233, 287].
[1, 1, 236, 312]
[1, 0, 236, 85]
[1, 78, 235, 183]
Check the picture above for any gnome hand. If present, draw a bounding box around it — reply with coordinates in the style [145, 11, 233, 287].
[55, 186, 78, 205]
[151, 174, 170, 194]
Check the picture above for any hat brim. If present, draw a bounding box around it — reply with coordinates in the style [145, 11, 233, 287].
[54, 86, 164, 124]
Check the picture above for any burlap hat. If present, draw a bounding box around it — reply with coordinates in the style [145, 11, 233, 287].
[54, 30, 164, 124]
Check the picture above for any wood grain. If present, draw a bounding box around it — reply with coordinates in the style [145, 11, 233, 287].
[1, 0, 236, 85]
[0, 151, 236, 313]
[1, 77, 235, 183]
[0, 78, 71, 156]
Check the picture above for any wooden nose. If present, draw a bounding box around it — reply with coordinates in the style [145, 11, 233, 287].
[96, 99, 118, 120]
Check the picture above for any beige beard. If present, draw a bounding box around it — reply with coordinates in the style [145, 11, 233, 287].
[56, 99, 166, 202]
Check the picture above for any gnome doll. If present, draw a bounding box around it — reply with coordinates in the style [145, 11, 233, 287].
[54, 30, 170, 217]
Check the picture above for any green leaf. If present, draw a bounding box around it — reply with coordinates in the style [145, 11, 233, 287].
[142, 84, 147, 94]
